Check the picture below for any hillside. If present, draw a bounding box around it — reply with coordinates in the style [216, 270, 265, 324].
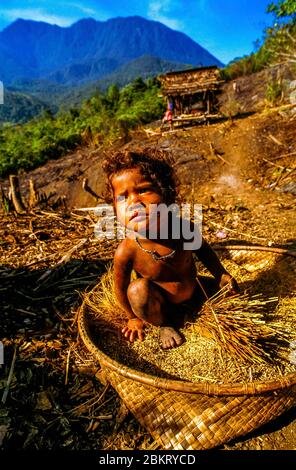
[0, 78, 166, 176]
[9, 79, 69, 107]
[0, 17, 223, 86]
[0, 90, 55, 124]
[59, 55, 191, 108]
[93, 55, 191, 90]
[8, 102, 295, 209]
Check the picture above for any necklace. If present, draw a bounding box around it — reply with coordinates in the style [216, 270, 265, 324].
[135, 237, 176, 261]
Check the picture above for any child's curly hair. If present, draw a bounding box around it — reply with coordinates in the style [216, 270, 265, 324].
[102, 148, 178, 204]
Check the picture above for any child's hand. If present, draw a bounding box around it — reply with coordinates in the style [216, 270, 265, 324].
[219, 273, 240, 294]
[122, 318, 145, 342]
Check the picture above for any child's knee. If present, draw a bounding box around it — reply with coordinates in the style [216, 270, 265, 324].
[127, 279, 164, 324]
[127, 278, 149, 306]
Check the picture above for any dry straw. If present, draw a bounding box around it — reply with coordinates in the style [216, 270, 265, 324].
[193, 289, 293, 365]
[83, 262, 126, 328]
[83, 260, 295, 370]
[78, 246, 296, 450]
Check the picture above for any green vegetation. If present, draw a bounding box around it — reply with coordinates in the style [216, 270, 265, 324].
[0, 77, 165, 177]
[221, 0, 296, 80]
[8, 79, 67, 115]
[265, 78, 284, 104]
[0, 90, 51, 124]
[267, 0, 296, 19]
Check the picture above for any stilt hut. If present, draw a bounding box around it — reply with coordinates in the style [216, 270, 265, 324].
[159, 66, 223, 119]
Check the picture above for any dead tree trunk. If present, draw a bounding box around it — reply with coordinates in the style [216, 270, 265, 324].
[29, 178, 39, 208]
[0, 184, 12, 212]
[9, 175, 26, 213]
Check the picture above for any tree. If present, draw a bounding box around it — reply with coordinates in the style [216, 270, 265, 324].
[267, 0, 296, 22]
[266, 1, 296, 64]
[105, 84, 120, 109]
[131, 77, 147, 93]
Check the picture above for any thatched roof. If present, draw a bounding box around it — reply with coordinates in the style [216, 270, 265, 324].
[159, 66, 223, 97]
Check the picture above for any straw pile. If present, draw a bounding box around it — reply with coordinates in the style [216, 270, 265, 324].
[192, 290, 291, 365]
[84, 254, 296, 384]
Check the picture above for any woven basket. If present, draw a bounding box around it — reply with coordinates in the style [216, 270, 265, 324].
[78, 245, 296, 450]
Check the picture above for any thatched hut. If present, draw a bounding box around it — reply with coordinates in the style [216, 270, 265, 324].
[159, 66, 223, 117]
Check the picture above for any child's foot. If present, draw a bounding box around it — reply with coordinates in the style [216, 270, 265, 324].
[160, 326, 184, 349]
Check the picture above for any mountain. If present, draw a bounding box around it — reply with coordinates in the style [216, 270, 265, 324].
[59, 55, 191, 108]
[0, 16, 223, 86]
[98, 55, 192, 88]
[9, 78, 68, 101]
[0, 90, 51, 124]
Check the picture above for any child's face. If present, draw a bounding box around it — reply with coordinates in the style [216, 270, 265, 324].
[111, 167, 163, 235]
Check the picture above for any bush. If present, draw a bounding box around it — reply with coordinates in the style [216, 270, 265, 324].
[265, 79, 284, 104]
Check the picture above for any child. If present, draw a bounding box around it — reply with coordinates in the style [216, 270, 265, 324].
[102, 150, 239, 349]
[161, 107, 173, 131]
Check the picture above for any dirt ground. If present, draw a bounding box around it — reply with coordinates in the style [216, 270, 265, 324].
[1, 96, 296, 450]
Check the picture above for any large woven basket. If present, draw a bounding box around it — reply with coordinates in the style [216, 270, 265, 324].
[78, 245, 296, 450]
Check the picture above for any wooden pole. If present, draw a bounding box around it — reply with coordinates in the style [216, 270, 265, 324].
[29, 178, 39, 208]
[9, 175, 26, 213]
[207, 92, 211, 114]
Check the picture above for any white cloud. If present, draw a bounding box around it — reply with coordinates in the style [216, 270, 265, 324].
[1, 8, 77, 27]
[64, 2, 97, 16]
[148, 0, 183, 31]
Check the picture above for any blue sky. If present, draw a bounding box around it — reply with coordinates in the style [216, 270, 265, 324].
[0, 0, 275, 63]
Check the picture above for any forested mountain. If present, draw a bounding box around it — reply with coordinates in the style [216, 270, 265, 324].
[0, 90, 51, 124]
[0, 16, 222, 85]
